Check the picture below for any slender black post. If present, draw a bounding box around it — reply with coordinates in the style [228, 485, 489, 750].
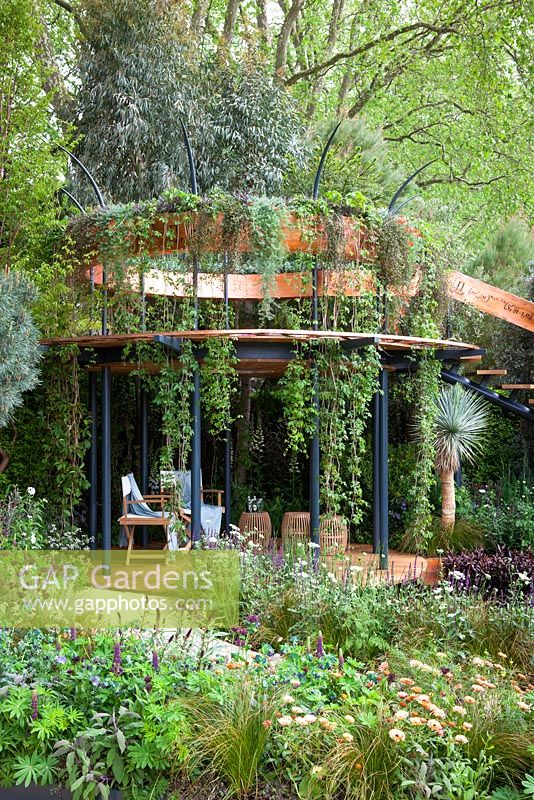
[101, 366, 112, 551]
[224, 255, 232, 536]
[308, 124, 340, 548]
[378, 368, 389, 569]
[102, 270, 108, 336]
[180, 119, 202, 543]
[140, 386, 149, 548]
[88, 372, 98, 549]
[191, 359, 202, 543]
[310, 372, 321, 546]
[372, 387, 380, 554]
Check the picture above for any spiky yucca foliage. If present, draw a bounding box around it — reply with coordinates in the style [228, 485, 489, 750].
[0, 272, 41, 428]
[433, 384, 489, 528]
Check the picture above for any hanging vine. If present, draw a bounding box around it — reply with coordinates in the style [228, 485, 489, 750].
[317, 339, 380, 524]
[247, 197, 287, 323]
[403, 351, 441, 553]
[41, 347, 91, 524]
[276, 350, 316, 467]
[201, 336, 239, 438]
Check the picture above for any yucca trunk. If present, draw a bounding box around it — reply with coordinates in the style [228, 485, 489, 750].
[440, 469, 456, 529]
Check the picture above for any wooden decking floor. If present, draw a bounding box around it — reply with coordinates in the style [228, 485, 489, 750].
[121, 541, 437, 585]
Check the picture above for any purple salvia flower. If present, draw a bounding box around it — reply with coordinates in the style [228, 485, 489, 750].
[31, 690, 38, 720]
[70, 627, 77, 641]
[316, 631, 325, 658]
[152, 648, 159, 672]
[144, 675, 152, 693]
[112, 640, 123, 675]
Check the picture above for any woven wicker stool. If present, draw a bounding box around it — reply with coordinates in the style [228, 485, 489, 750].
[281, 512, 310, 546]
[319, 515, 349, 553]
[238, 511, 272, 550]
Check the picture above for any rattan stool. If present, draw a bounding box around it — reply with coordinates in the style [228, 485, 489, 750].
[281, 512, 310, 546]
[319, 515, 348, 553]
[238, 511, 272, 549]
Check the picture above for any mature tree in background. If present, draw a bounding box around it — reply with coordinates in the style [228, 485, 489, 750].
[45, 0, 532, 243]
[0, 0, 65, 270]
[73, 0, 186, 202]
[72, 0, 305, 202]
[469, 219, 534, 293]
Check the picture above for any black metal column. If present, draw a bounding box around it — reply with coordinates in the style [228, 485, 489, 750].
[310, 370, 321, 546]
[378, 369, 389, 569]
[224, 258, 232, 536]
[191, 358, 202, 544]
[310, 255, 321, 546]
[372, 387, 380, 554]
[101, 366, 112, 551]
[88, 372, 98, 550]
[140, 386, 149, 548]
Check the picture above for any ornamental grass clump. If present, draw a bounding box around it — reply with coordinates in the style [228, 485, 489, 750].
[180, 680, 278, 798]
[323, 709, 402, 800]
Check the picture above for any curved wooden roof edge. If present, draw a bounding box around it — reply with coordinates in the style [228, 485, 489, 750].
[40, 328, 480, 353]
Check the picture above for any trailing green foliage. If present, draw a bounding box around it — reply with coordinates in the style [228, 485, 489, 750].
[0, 0, 65, 270]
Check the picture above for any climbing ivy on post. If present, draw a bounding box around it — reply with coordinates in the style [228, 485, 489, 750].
[404, 352, 441, 553]
[41, 347, 91, 524]
[276, 351, 317, 467]
[201, 337, 239, 438]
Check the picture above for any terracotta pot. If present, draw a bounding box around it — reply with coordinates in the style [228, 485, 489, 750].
[422, 556, 442, 586]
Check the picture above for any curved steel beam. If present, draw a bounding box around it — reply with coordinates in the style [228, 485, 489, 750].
[387, 158, 438, 216]
[180, 118, 198, 195]
[312, 121, 342, 201]
[59, 187, 85, 213]
[441, 369, 532, 422]
[56, 144, 106, 208]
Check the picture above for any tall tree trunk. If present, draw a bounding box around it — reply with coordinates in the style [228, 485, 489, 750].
[275, 0, 303, 79]
[222, 0, 241, 44]
[256, 0, 270, 45]
[307, 0, 344, 117]
[191, 0, 211, 37]
[440, 468, 455, 529]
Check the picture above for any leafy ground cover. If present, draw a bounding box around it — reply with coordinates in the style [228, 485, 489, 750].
[0, 549, 532, 800]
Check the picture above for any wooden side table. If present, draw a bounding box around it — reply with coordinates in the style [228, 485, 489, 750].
[238, 511, 272, 549]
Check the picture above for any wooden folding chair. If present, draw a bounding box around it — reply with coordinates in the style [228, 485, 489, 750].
[118, 475, 189, 564]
